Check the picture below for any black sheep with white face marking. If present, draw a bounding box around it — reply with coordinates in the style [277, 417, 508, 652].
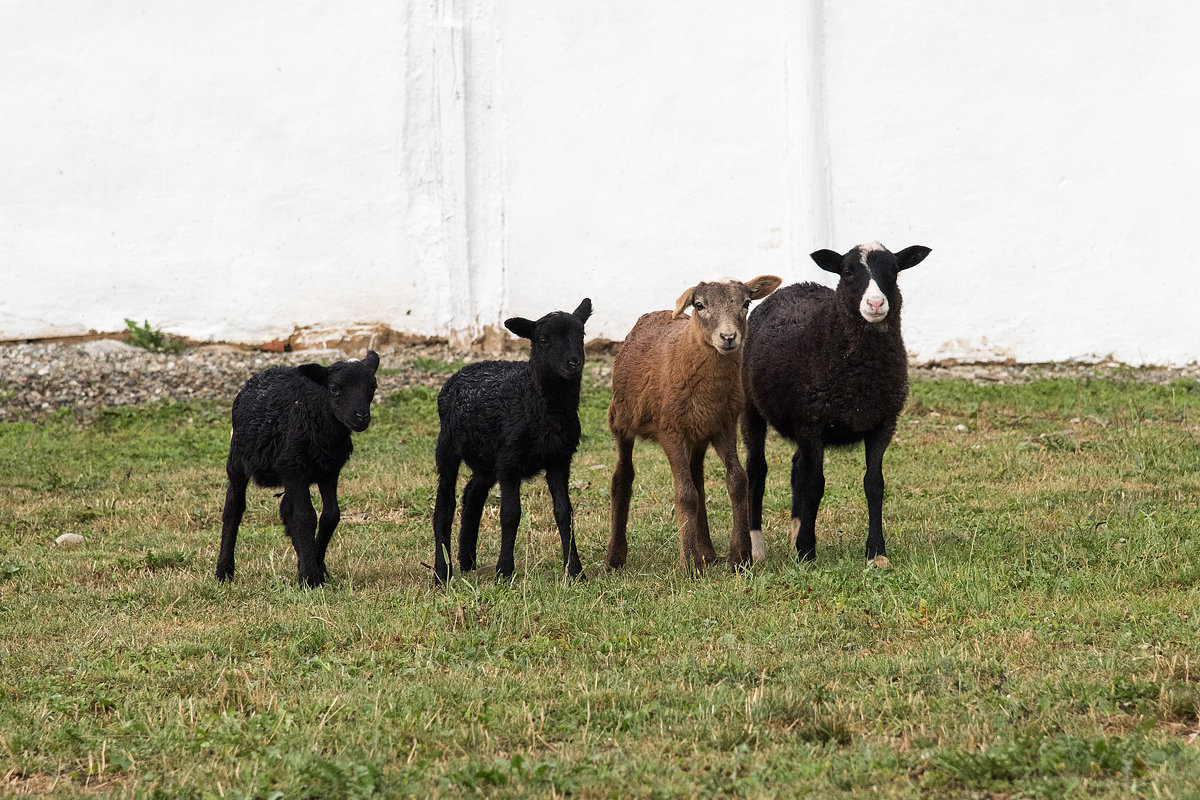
[432, 299, 592, 584]
[741, 243, 930, 566]
[215, 351, 380, 587]
[810, 242, 927, 327]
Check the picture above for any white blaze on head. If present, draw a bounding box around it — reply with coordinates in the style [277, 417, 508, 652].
[859, 277, 888, 322]
[857, 243, 889, 323]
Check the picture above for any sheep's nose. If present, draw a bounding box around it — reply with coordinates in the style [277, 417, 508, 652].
[720, 332, 737, 344]
[567, 356, 581, 369]
[866, 298, 884, 313]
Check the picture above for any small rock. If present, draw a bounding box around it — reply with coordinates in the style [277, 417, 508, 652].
[954, 424, 968, 432]
[79, 339, 140, 357]
[54, 533, 84, 547]
[871, 555, 890, 569]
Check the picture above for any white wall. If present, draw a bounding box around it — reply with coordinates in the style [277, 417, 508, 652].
[0, 2, 457, 343]
[820, 1, 1200, 365]
[497, 1, 793, 332]
[1, 1, 1198, 364]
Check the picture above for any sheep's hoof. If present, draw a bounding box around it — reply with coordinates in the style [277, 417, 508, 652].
[750, 529, 766, 563]
[728, 541, 754, 571]
[299, 567, 327, 588]
[870, 555, 890, 569]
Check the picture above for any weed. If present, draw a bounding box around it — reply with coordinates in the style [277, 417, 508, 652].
[408, 355, 467, 374]
[125, 317, 185, 353]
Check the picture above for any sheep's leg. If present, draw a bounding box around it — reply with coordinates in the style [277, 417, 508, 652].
[458, 472, 495, 572]
[741, 404, 769, 563]
[215, 467, 249, 582]
[688, 443, 718, 566]
[606, 434, 636, 570]
[713, 427, 752, 569]
[863, 424, 894, 563]
[432, 443, 460, 585]
[790, 443, 824, 562]
[314, 475, 340, 583]
[663, 437, 703, 572]
[546, 466, 585, 580]
[281, 482, 323, 587]
[496, 478, 522, 581]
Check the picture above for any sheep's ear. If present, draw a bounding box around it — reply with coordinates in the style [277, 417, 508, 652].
[297, 363, 328, 385]
[744, 275, 782, 300]
[362, 350, 380, 372]
[895, 245, 931, 271]
[573, 298, 592, 323]
[505, 317, 537, 340]
[810, 249, 844, 274]
[673, 285, 698, 318]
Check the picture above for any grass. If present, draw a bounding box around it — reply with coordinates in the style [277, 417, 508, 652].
[1, 368, 1200, 797]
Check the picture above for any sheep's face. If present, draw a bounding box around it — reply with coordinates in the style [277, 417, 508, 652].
[505, 298, 592, 381]
[675, 276, 782, 355]
[299, 351, 380, 432]
[811, 243, 931, 326]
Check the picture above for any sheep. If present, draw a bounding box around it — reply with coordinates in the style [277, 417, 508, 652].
[432, 299, 592, 584]
[606, 275, 782, 572]
[215, 351, 380, 587]
[741, 242, 931, 566]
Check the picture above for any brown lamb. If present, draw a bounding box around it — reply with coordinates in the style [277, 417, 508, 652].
[606, 275, 781, 571]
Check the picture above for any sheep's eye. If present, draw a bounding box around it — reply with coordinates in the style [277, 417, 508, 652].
[538, 336, 549, 345]
[694, 301, 705, 312]
[743, 300, 751, 309]
[330, 387, 342, 397]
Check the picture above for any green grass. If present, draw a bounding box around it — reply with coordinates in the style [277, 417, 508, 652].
[2, 370, 1200, 798]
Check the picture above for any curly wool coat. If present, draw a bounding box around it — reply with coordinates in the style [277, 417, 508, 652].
[432, 299, 592, 584]
[741, 244, 930, 564]
[216, 352, 379, 587]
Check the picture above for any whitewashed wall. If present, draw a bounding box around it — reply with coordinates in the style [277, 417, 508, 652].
[1, 1, 1198, 364]
[820, 2, 1200, 365]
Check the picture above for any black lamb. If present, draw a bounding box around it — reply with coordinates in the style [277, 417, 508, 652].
[216, 351, 380, 587]
[432, 299, 592, 584]
[741, 243, 931, 566]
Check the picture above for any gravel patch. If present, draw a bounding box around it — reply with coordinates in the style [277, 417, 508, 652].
[1, 340, 1197, 421]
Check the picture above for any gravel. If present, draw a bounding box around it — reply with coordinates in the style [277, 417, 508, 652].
[1, 340, 1197, 422]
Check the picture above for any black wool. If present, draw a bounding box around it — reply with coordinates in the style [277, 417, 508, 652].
[216, 351, 379, 587]
[742, 243, 930, 563]
[432, 299, 592, 583]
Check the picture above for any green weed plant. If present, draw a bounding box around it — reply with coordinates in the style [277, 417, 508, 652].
[124, 319, 184, 354]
